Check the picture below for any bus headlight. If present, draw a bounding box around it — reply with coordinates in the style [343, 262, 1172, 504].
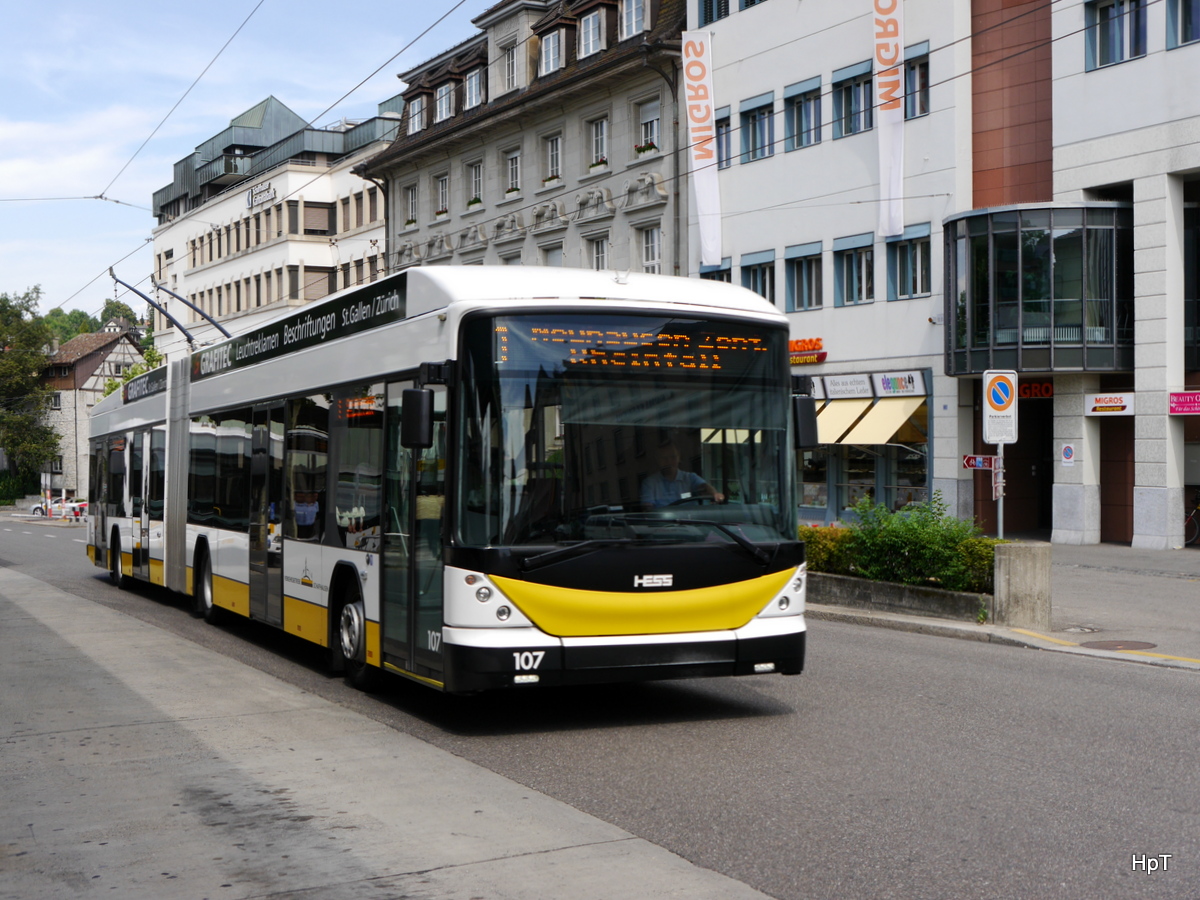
[496, 605, 511, 621]
[476, 586, 492, 602]
[778, 596, 790, 611]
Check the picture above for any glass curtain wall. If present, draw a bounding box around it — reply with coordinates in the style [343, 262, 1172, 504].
[946, 205, 1133, 374]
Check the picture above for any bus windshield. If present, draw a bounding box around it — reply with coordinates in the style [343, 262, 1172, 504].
[457, 312, 795, 548]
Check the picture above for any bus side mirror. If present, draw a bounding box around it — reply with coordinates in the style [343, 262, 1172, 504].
[793, 395, 819, 451]
[401, 389, 435, 449]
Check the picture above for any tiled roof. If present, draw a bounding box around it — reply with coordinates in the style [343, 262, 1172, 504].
[50, 332, 124, 365]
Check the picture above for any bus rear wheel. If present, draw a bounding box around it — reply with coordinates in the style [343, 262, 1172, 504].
[192, 549, 225, 625]
[337, 592, 378, 692]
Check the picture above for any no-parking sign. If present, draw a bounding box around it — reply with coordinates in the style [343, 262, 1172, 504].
[983, 370, 1018, 445]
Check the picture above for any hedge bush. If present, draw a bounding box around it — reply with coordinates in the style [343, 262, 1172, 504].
[799, 492, 1003, 593]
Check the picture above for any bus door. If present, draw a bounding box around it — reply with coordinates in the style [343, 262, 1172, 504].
[130, 431, 150, 581]
[382, 382, 447, 674]
[249, 404, 284, 625]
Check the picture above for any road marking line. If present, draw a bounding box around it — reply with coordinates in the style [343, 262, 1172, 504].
[1011, 628, 1079, 647]
[1117, 649, 1200, 664]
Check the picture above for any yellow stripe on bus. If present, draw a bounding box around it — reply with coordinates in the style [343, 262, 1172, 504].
[365, 620, 380, 668]
[87, 545, 96, 564]
[283, 595, 329, 647]
[149, 558, 165, 586]
[213, 574, 249, 617]
[121, 551, 133, 578]
[491, 569, 794, 637]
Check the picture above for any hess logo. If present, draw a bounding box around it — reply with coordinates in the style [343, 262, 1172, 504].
[633, 574, 673, 588]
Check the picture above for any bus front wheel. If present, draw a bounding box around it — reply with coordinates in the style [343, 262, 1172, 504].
[337, 591, 378, 692]
[109, 528, 127, 589]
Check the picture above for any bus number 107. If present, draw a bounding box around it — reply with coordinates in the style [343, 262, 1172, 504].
[513, 651, 545, 671]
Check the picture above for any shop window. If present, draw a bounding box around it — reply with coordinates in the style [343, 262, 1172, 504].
[799, 449, 828, 509]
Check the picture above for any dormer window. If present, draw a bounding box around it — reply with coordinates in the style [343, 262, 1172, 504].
[539, 31, 562, 75]
[579, 10, 604, 57]
[407, 96, 426, 134]
[435, 83, 454, 122]
[464, 68, 484, 108]
[620, 0, 647, 40]
[503, 44, 518, 92]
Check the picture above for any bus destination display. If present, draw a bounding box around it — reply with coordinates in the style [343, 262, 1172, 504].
[494, 318, 772, 373]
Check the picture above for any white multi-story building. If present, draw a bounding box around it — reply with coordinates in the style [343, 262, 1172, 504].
[693, 0, 1200, 548]
[150, 95, 403, 359]
[363, 0, 686, 275]
[691, 0, 968, 528]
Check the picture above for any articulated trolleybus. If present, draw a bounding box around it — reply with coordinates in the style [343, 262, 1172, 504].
[88, 267, 816, 693]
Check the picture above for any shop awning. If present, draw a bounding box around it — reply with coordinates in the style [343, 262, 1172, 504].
[840, 396, 926, 445]
[816, 398, 872, 443]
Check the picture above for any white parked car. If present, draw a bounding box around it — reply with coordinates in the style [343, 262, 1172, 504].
[31, 499, 88, 518]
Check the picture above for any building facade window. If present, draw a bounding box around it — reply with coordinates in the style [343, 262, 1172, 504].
[741, 254, 776, 304]
[945, 206, 1135, 375]
[786, 88, 821, 149]
[905, 56, 930, 118]
[464, 69, 484, 108]
[50, 392, 62, 410]
[620, 0, 646, 39]
[503, 45, 518, 92]
[786, 252, 822, 311]
[741, 100, 774, 162]
[716, 115, 732, 167]
[403, 185, 418, 225]
[434, 175, 449, 215]
[833, 69, 873, 138]
[544, 134, 562, 180]
[539, 31, 562, 75]
[1178, 0, 1200, 45]
[700, 0, 730, 25]
[467, 162, 483, 205]
[505, 149, 522, 192]
[637, 98, 660, 152]
[580, 11, 603, 57]
[590, 117, 609, 165]
[700, 264, 732, 282]
[835, 240, 874, 305]
[890, 234, 932, 300]
[1088, 0, 1147, 65]
[588, 236, 609, 270]
[407, 96, 426, 134]
[640, 226, 661, 273]
[435, 83, 454, 122]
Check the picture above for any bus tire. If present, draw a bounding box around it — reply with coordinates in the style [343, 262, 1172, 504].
[109, 527, 127, 589]
[336, 588, 378, 692]
[193, 547, 225, 625]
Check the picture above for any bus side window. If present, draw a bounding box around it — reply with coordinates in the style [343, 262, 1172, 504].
[284, 396, 330, 543]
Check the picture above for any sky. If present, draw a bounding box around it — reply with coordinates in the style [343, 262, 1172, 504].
[0, 0, 497, 322]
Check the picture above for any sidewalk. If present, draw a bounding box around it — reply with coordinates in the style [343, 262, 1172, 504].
[809, 541, 1200, 672]
[0, 566, 771, 900]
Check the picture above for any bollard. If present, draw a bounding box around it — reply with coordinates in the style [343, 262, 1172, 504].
[992, 542, 1051, 629]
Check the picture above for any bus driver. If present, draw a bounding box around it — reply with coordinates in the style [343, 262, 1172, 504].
[640, 441, 724, 508]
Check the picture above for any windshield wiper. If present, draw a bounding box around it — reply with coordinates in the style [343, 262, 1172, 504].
[675, 518, 773, 566]
[520, 539, 632, 572]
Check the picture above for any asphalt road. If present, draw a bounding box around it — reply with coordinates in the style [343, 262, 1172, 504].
[5, 519, 1198, 899]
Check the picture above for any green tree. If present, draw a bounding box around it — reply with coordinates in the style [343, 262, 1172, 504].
[101, 298, 139, 326]
[0, 287, 58, 478]
[44, 307, 101, 345]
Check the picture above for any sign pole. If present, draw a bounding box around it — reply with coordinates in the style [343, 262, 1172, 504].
[997, 443, 1005, 541]
[982, 371, 1018, 541]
